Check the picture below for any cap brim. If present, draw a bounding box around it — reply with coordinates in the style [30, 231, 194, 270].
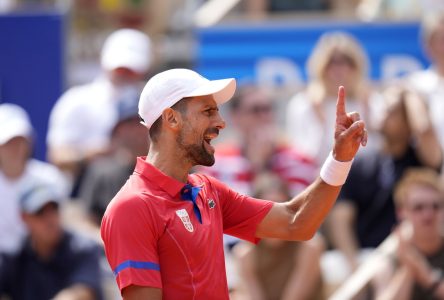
[0, 122, 32, 145]
[186, 78, 236, 104]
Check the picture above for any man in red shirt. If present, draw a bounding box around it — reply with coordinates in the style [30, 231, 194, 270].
[101, 68, 367, 299]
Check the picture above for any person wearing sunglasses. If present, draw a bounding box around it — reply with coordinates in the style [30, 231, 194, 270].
[373, 168, 444, 300]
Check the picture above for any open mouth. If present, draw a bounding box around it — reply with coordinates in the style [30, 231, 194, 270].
[203, 135, 216, 153]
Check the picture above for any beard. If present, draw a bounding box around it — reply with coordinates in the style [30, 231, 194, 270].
[177, 128, 216, 167]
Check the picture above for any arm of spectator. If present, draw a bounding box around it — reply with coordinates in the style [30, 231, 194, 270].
[404, 90, 442, 169]
[243, 0, 267, 19]
[327, 201, 360, 270]
[233, 242, 266, 300]
[280, 235, 325, 300]
[122, 285, 162, 300]
[52, 284, 96, 300]
[394, 226, 444, 299]
[375, 266, 414, 300]
[256, 87, 367, 241]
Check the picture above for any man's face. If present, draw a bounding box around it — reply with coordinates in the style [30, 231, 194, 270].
[232, 89, 274, 135]
[113, 116, 149, 156]
[109, 67, 145, 86]
[324, 51, 357, 91]
[176, 96, 226, 167]
[22, 202, 62, 247]
[380, 100, 410, 145]
[400, 184, 444, 234]
[0, 136, 30, 167]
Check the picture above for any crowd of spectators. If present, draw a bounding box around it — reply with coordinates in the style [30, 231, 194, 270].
[1, 2, 444, 300]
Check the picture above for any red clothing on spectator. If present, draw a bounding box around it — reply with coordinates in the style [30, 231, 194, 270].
[200, 144, 317, 195]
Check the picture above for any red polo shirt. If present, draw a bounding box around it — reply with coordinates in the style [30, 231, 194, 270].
[101, 157, 274, 299]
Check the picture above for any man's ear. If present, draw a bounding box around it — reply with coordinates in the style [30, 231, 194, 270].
[162, 108, 182, 131]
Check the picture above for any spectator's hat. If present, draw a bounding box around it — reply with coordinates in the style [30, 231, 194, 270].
[138, 68, 236, 128]
[101, 28, 152, 74]
[19, 183, 61, 214]
[0, 103, 33, 145]
[116, 88, 140, 123]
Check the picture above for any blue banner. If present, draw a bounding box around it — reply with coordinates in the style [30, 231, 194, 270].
[195, 21, 429, 86]
[0, 10, 65, 160]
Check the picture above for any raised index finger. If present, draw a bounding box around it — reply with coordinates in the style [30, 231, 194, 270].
[336, 86, 346, 117]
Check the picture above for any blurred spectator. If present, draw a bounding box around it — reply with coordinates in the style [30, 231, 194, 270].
[233, 172, 325, 300]
[243, 0, 330, 19]
[0, 103, 67, 255]
[408, 12, 444, 151]
[357, 0, 444, 21]
[47, 28, 151, 195]
[0, 183, 103, 300]
[373, 168, 444, 300]
[78, 92, 149, 226]
[199, 84, 317, 196]
[327, 86, 442, 274]
[285, 31, 383, 165]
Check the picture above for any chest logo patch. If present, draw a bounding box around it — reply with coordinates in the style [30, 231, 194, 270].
[176, 209, 194, 232]
[208, 199, 216, 209]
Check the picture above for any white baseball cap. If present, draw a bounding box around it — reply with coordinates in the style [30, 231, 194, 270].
[138, 68, 236, 128]
[0, 103, 33, 145]
[101, 28, 152, 74]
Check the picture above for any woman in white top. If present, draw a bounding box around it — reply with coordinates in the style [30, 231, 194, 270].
[286, 31, 383, 165]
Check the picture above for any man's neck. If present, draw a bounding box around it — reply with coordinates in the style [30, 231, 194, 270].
[382, 138, 409, 159]
[146, 145, 191, 183]
[32, 238, 58, 261]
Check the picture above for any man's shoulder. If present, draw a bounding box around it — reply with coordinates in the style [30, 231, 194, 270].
[103, 177, 164, 218]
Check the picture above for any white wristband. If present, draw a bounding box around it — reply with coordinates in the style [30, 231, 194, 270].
[320, 152, 353, 186]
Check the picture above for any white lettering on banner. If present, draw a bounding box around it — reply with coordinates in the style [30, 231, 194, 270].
[256, 57, 304, 89]
[255, 55, 426, 89]
[381, 55, 424, 80]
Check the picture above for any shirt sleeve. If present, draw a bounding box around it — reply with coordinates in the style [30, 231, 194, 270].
[101, 194, 162, 292]
[207, 176, 274, 244]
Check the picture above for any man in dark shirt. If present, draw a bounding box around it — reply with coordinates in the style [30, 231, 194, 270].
[79, 91, 149, 225]
[0, 184, 103, 300]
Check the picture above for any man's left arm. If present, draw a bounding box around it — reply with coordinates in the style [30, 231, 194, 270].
[256, 86, 367, 241]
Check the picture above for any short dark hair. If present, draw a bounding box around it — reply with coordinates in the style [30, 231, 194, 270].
[148, 98, 190, 142]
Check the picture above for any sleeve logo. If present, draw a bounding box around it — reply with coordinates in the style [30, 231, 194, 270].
[175, 209, 194, 232]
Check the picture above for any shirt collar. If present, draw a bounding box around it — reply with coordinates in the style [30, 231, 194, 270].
[135, 157, 200, 198]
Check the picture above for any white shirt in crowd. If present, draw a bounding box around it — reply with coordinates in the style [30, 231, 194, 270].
[408, 68, 444, 150]
[285, 91, 383, 165]
[0, 159, 68, 254]
[47, 77, 141, 158]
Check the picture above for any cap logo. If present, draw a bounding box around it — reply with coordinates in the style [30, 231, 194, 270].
[175, 209, 194, 232]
